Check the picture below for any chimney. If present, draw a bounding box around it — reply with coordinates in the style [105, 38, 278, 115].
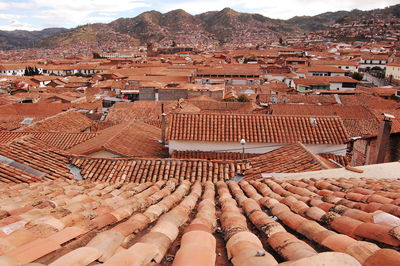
[374, 114, 394, 164]
[161, 104, 167, 145]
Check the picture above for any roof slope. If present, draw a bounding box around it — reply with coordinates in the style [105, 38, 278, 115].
[0, 176, 399, 265]
[244, 143, 333, 177]
[168, 113, 349, 144]
[19, 110, 95, 132]
[0, 103, 71, 116]
[171, 150, 259, 160]
[0, 131, 98, 150]
[0, 136, 73, 182]
[270, 104, 380, 137]
[67, 122, 167, 157]
[70, 156, 244, 183]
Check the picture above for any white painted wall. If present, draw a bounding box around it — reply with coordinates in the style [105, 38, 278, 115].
[88, 149, 120, 158]
[169, 140, 346, 156]
[329, 82, 343, 91]
[385, 65, 400, 80]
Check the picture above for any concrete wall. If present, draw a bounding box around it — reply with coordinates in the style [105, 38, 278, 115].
[139, 87, 156, 100]
[159, 89, 188, 101]
[169, 140, 346, 156]
[188, 90, 224, 99]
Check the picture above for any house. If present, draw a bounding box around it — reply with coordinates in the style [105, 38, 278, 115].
[0, 64, 43, 76]
[168, 113, 349, 155]
[304, 66, 350, 77]
[194, 66, 262, 85]
[284, 57, 308, 66]
[292, 76, 358, 91]
[310, 60, 359, 72]
[385, 62, 400, 82]
[359, 54, 388, 71]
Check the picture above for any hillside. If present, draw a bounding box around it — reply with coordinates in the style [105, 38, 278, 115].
[0, 4, 399, 49]
[0, 28, 67, 49]
[38, 24, 139, 48]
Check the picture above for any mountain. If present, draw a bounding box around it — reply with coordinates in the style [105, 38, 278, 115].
[0, 28, 67, 49]
[0, 4, 399, 50]
[286, 11, 353, 32]
[38, 24, 139, 48]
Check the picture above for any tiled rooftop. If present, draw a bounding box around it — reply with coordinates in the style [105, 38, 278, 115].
[67, 122, 167, 157]
[0, 131, 98, 150]
[0, 175, 399, 265]
[70, 157, 245, 183]
[19, 110, 95, 133]
[0, 136, 72, 182]
[270, 104, 380, 137]
[244, 143, 335, 178]
[171, 150, 259, 160]
[168, 113, 350, 145]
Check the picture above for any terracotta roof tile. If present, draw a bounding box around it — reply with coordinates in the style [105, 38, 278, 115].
[0, 174, 399, 265]
[244, 143, 334, 177]
[168, 113, 349, 144]
[0, 136, 72, 183]
[70, 157, 243, 183]
[19, 110, 95, 133]
[171, 150, 258, 160]
[0, 131, 98, 150]
[67, 122, 167, 157]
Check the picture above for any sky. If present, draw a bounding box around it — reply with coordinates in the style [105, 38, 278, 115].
[0, 0, 399, 31]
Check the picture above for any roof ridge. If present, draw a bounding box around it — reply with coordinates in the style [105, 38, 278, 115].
[296, 142, 333, 170]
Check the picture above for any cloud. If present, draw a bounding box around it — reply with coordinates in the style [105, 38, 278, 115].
[0, 14, 20, 20]
[0, 0, 399, 30]
[159, 0, 400, 18]
[0, 0, 149, 29]
[31, 0, 149, 23]
[0, 19, 37, 31]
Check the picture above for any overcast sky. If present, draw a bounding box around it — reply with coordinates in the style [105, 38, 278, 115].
[0, 0, 399, 31]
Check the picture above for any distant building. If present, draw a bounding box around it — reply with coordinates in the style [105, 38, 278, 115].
[168, 113, 349, 155]
[292, 76, 358, 91]
[385, 62, 400, 82]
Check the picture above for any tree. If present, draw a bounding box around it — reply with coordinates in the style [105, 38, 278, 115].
[93, 52, 102, 59]
[237, 94, 250, 102]
[24, 66, 39, 76]
[351, 72, 364, 81]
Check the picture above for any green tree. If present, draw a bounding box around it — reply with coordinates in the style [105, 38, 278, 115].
[351, 72, 364, 81]
[237, 95, 250, 102]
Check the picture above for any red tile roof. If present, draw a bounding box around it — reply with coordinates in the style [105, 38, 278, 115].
[0, 162, 41, 183]
[19, 110, 95, 132]
[0, 136, 72, 182]
[244, 143, 334, 178]
[67, 122, 167, 157]
[0, 131, 98, 150]
[0, 103, 71, 116]
[70, 157, 244, 183]
[257, 94, 337, 105]
[270, 104, 380, 137]
[1, 176, 399, 265]
[168, 113, 349, 145]
[171, 150, 258, 160]
[339, 95, 399, 110]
